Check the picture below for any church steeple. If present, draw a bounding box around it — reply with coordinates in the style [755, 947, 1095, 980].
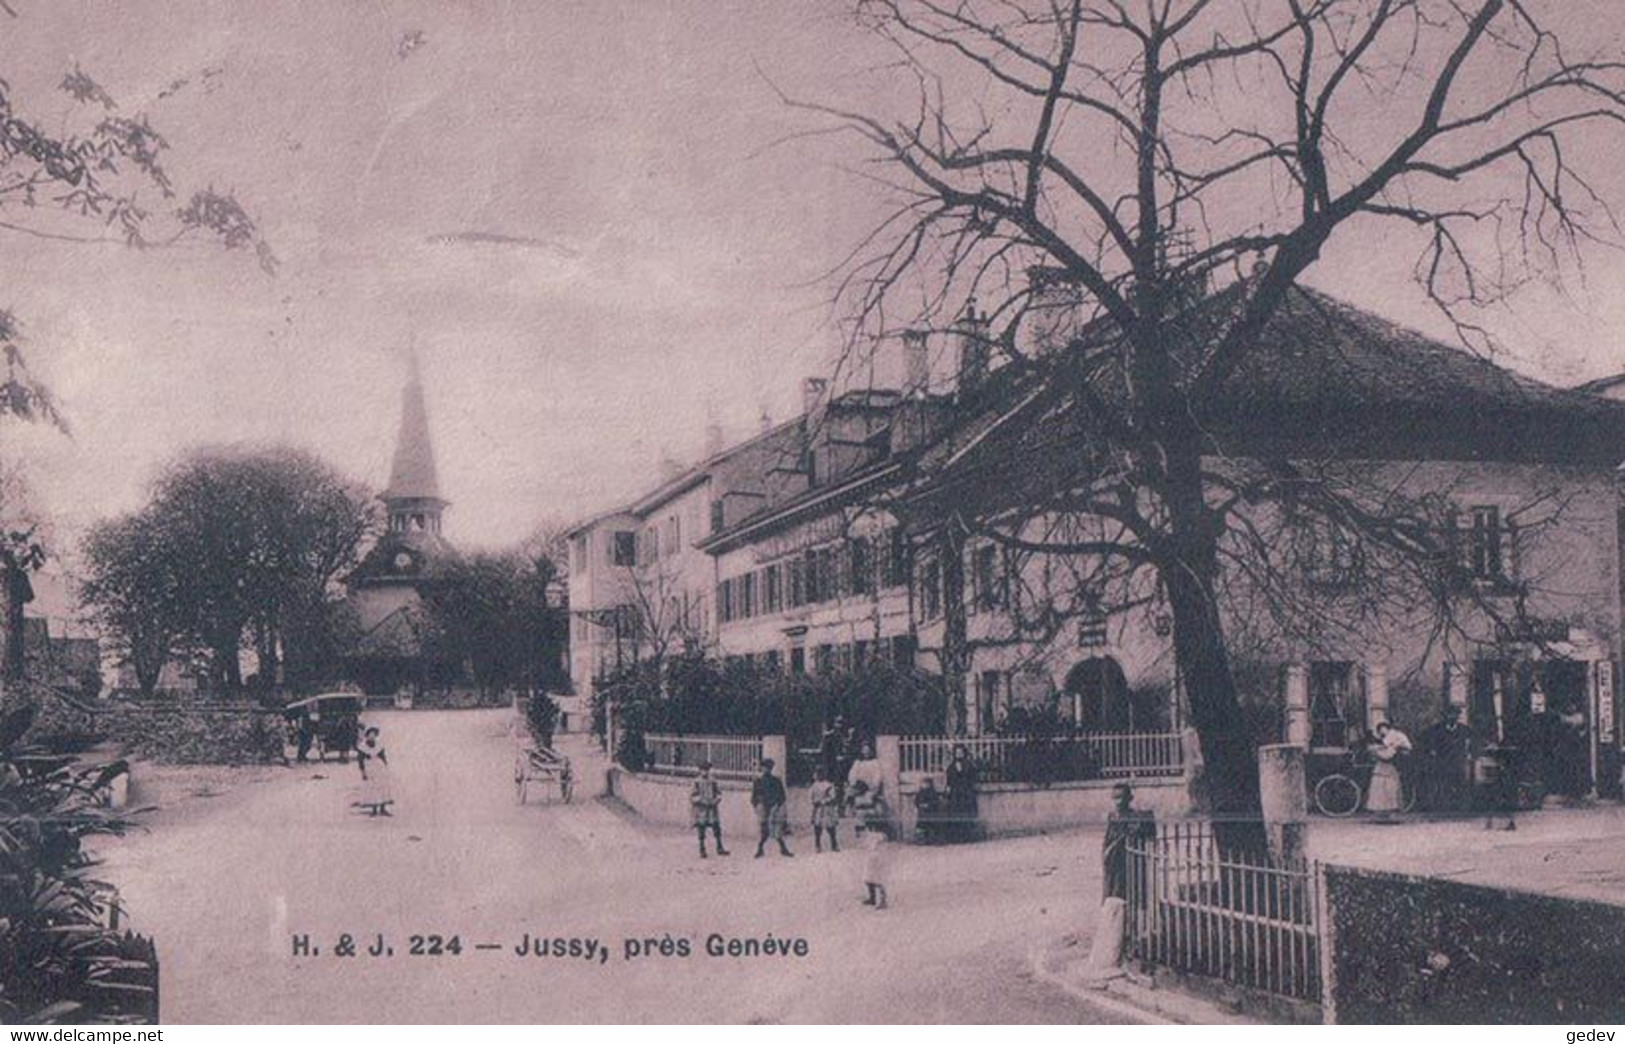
[382, 352, 448, 536]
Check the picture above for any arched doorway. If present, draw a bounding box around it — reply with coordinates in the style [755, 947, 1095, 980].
[1064, 656, 1133, 732]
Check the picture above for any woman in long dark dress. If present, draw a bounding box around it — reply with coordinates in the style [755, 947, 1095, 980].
[944, 745, 979, 841]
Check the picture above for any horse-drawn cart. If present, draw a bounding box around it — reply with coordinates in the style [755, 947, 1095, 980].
[514, 745, 573, 804]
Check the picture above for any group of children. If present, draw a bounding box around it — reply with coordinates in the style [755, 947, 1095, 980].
[690, 759, 893, 910]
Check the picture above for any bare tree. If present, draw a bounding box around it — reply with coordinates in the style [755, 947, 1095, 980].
[788, 0, 1625, 824]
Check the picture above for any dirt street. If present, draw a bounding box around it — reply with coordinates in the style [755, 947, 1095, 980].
[96, 709, 1131, 1023]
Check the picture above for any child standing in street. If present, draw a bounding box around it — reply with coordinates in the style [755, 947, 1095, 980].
[859, 820, 892, 909]
[810, 766, 840, 853]
[690, 761, 729, 858]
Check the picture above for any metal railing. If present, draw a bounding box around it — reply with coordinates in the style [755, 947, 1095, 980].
[643, 733, 763, 779]
[1124, 821, 1322, 1004]
[898, 731, 1183, 783]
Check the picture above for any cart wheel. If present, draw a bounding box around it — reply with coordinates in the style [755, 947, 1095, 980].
[1315, 774, 1362, 817]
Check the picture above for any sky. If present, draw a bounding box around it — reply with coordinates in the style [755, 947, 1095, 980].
[4, 0, 1625, 583]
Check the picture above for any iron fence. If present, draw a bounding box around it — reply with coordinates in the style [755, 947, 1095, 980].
[1124, 821, 1322, 1004]
[642, 733, 763, 779]
[899, 731, 1183, 783]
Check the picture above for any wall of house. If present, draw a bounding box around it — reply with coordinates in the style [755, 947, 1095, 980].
[712, 509, 914, 668]
[916, 457, 1621, 742]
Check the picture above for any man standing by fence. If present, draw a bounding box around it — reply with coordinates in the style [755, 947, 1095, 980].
[1085, 782, 1157, 981]
[1102, 782, 1155, 901]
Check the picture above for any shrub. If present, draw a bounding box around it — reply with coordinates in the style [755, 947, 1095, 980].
[594, 655, 948, 771]
[0, 706, 157, 1024]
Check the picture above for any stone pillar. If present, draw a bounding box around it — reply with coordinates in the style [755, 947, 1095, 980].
[1285, 664, 1311, 748]
[1365, 663, 1389, 730]
[875, 734, 904, 834]
[1258, 743, 1308, 867]
[761, 734, 789, 777]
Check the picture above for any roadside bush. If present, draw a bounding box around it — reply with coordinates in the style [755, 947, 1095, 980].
[0, 706, 157, 1024]
[595, 656, 947, 771]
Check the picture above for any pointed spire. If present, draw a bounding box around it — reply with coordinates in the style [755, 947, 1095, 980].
[382, 348, 445, 505]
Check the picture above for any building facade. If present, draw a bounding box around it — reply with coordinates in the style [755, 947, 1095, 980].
[566, 291, 1625, 792]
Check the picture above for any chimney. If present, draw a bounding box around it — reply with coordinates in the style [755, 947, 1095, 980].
[954, 304, 990, 397]
[902, 330, 930, 398]
[704, 419, 725, 458]
[758, 406, 773, 434]
[1026, 266, 1082, 357]
[658, 450, 684, 483]
[802, 377, 829, 419]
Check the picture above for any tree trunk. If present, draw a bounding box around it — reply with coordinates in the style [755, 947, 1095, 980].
[1159, 427, 1266, 854]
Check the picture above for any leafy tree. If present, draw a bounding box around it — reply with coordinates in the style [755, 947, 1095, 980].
[794, 0, 1625, 831]
[76, 514, 183, 696]
[419, 551, 567, 700]
[79, 447, 376, 694]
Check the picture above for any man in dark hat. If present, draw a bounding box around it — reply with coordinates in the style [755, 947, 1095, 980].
[690, 760, 728, 859]
[1102, 782, 1156, 901]
[750, 757, 793, 858]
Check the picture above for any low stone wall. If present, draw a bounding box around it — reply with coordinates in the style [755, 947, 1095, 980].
[608, 764, 1190, 842]
[1322, 864, 1625, 1023]
[102, 704, 285, 765]
[899, 775, 1191, 838]
[607, 767, 815, 839]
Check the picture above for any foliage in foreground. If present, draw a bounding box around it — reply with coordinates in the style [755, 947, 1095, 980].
[0, 706, 156, 1024]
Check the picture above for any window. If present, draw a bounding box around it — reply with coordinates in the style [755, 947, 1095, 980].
[973, 544, 1006, 610]
[1466, 505, 1509, 581]
[805, 549, 824, 604]
[814, 644, 834, 675]
[891, 635, 917, 669]
[978, 671, 1006, 731]
[764, 565, 782, 613]
[883, 530, 911, 589]
[1079, 611, 1108, 648]
[710, 500, 726, 535]
[788, 558, 805, 607]
[612, 531, 636, 567]
[790, 646, 806, 675]
[661, 515, 681, 555]
[764, 649, 783, 674]
[918, 554, 942, 620]
[1308, 662, 1361, 749]
[717, 579, 734, 624]
[1301, 518, 1360, 587]
[849, 538, 874, 596]
[612, 604, 641, 643]
[741, 572, 757, 618]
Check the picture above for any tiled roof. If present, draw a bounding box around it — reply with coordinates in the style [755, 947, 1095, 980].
[917, 286, 1625, 503]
